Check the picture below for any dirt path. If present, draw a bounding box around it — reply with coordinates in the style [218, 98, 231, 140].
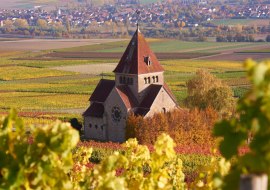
[0, 39, 123, 51]
[192, 43, 270, 61]
[178, 43, 253, 53]
[52, 63, 117, 75]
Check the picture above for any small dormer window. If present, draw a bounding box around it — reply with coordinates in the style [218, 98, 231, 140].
[144, 56, 152, 66]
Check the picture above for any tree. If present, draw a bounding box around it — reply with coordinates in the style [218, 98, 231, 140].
[216, 35, 226, 42]
[63, 17, 71, 33]
[3, 20, 13, 33]
[227, 34, 233, 42]
[185, 69, 235, 116]
[266, 35, 270, 42]
[36, 19, 48, 30]
[13, 19, 29, 29]
[247, 34, 255, 42]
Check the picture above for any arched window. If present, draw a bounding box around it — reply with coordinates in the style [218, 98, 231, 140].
[148, 77, 150, 84]
[152, 76, 155, 83]
[95, 125, 98, 129]
[101, 125, 104, 131]
[144, 77, 147, 84]
[89, 123, 92, 128]
[156, 76, 159, 83]
[162, 108, 166, 113]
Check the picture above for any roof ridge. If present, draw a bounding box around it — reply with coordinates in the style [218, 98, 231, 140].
[115, 85, 139, 108]
[163, 83, 178, 105]
[139, 84, 162, 108]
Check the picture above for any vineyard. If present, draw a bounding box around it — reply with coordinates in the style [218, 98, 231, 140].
[0, 43, 250, 116]
[2, 38, 268, 189]
[1, 59, 270, 189]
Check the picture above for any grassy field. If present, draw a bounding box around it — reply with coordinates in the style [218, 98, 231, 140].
[0, 66, 75, 80]
[210, 19, 270, 26]
[140, 0, 159, 4]
[238, 48, 270, 53]
[57, 39, 268, 54]
[0, 56, 247, 115]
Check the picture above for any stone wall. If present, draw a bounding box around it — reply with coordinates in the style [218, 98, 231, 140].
[84, 116, 106, 141]
[146, 86, 178, 117]
[104, 88, 128, 142]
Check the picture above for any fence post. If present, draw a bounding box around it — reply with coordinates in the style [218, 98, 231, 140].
[240, 174, 268, 190]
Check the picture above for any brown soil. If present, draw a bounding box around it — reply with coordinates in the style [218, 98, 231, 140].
[29, 52, 214, 60]
[0, 39, 122, 51]
[199, 52, 270, 61]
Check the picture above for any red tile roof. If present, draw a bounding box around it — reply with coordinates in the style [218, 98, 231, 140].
[83, 102, 104, 118]
[113, 28, 164, 74]
[89, 79, 115, 103]
[116, 85, 138, 109]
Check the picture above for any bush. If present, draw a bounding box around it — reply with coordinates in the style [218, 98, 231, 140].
[0, 109, 79, 189]
[70, 118, 82, 133]
[126, 107, 218, 146]
[213, 59, 270, 189]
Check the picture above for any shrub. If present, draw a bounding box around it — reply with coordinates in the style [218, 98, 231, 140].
[126, 107, 218, 146]
[213, 59, 270, 189]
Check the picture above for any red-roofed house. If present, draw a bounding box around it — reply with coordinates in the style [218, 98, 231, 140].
[83, 27, 178, 142]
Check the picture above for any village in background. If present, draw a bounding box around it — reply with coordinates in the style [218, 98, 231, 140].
[1, 0, 270, 41]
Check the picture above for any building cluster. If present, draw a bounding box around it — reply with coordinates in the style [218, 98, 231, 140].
[0, 1, 270, 29]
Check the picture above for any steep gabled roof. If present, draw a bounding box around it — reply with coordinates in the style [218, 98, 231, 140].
[133, 107, 150, 116]
[113, 28, 164, 75]
[83, 102, 104, 118]
[134, 84, 179, 116]
[163, 83, 178, 104]
[116, 85, 138, 109]
[89, 79, 115, 103]
[140, 84, 163, 108]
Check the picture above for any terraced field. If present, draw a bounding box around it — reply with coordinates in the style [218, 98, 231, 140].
[0, 38, 255, 122]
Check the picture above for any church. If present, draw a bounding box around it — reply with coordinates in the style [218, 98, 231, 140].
[83, 27, 178, 142]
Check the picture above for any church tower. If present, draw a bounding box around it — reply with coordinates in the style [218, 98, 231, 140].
[113, 28, 164, 103]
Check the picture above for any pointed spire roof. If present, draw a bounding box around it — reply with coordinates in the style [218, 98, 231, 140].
[113, 29, 164, 74]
